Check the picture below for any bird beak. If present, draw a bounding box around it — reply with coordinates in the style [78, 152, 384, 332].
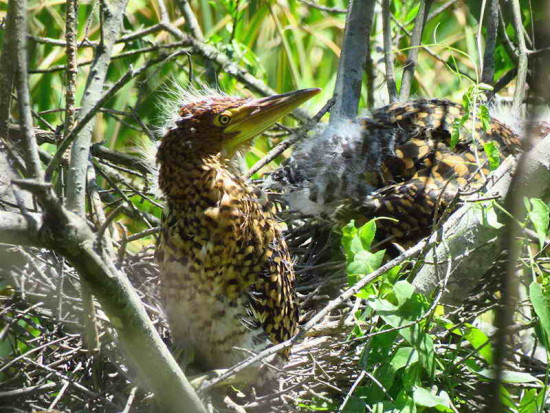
[224, 88, 321, 152]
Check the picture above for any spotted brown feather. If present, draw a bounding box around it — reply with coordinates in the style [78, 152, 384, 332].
[155, 89, 319, 382]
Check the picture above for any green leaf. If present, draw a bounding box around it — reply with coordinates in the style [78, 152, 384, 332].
[412, 387, 452, 411]
[341, 221, 358, 260]
[358, 220, 377, 251]
[450, 119, 462, 150]
[395, 390, 416, 413]
[475, 369, 542, 384]
[390, 347, 419, 371]
[463, 325, 493, 364]
[527, 198, 549, 249]
[529, 281, 550, 341]
[393, 281, 415, 307]
[477, 201, 503, 229]
[519, 388, 546, 413]
[347, 250, 385, 276]
[483, 141, 501, 171]
[479, 105, 492, 132]
[365, 330, 399, 365]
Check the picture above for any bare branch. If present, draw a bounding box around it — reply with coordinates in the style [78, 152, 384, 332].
[298, 0, 346, 14]
[176, 0, 205, 40]
[481, 0, 500, 85]
[399, 0, 434, 100]
[1, 181, 208, 413]
[12, 0, 43, 180]
[64, 0, 78, 137]
[330, 0, 375, 121]
[382, 0, 398, 102]
[65, 0, 130, 215]
[0, 210, 43, 246]
[0, 0, 17, 140]
[510, 0, 529, 113]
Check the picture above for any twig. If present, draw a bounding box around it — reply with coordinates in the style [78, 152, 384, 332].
[30, 41, 192, 74]
[64, 0, 78, 138]
[121, 386, 138, 413]
[390, 13, 477, 85]
[0, 0, 17, 139]
[337, 370, 366, 412]
[176, 0, 205, 40]
[426, 0, 459, 21]
[298, 0, 346, 14]
[28, 35, 97, 48]
[0, 382, 59, 399]
[243, 98, 334, 179]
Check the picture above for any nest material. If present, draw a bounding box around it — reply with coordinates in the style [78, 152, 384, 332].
[0, 219, 546, 412]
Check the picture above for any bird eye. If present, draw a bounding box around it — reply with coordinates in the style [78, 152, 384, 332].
[217, 113, 232, 126]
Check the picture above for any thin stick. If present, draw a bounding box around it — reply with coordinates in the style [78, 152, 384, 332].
[481, 0, 500, 86]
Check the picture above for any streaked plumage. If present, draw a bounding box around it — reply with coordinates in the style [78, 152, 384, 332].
[155, 89, 319, 380]
[270, 99, 523, 247]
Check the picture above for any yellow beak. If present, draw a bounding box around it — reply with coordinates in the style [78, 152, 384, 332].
[224, 88, 321, 153]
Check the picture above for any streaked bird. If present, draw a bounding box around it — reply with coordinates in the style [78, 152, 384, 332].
[269, 99, 523, 248]
[155, 87, 319, 383]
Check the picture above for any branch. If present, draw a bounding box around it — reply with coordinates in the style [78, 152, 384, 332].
[45, 49, 190, 180]
[0, 210, 43, 246]
[382, 0, 398, 102]
[0, 0, 18, 140]
[330, 0, 375, 121]
[399, 0, 434, 100]
[510, 0, 529, 113]
[413, 136, 550, 302]
[176, 0, 205, 40]
[65, 0, 130, 215]
[481, 0, 499, 85]
[64, 0, 78, 137]
[12, 0, 43, 180]
[1, 182, 208, 413]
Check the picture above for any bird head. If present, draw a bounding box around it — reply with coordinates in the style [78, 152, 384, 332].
[158, 88, 320, 161]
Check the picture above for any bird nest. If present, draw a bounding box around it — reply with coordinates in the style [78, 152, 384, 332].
[0, 214, 544, 412]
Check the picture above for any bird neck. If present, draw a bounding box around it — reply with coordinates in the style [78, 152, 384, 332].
[158, 152, 241, 201]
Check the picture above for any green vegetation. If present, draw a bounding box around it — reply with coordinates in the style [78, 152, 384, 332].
[1, 0, 549, 411]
